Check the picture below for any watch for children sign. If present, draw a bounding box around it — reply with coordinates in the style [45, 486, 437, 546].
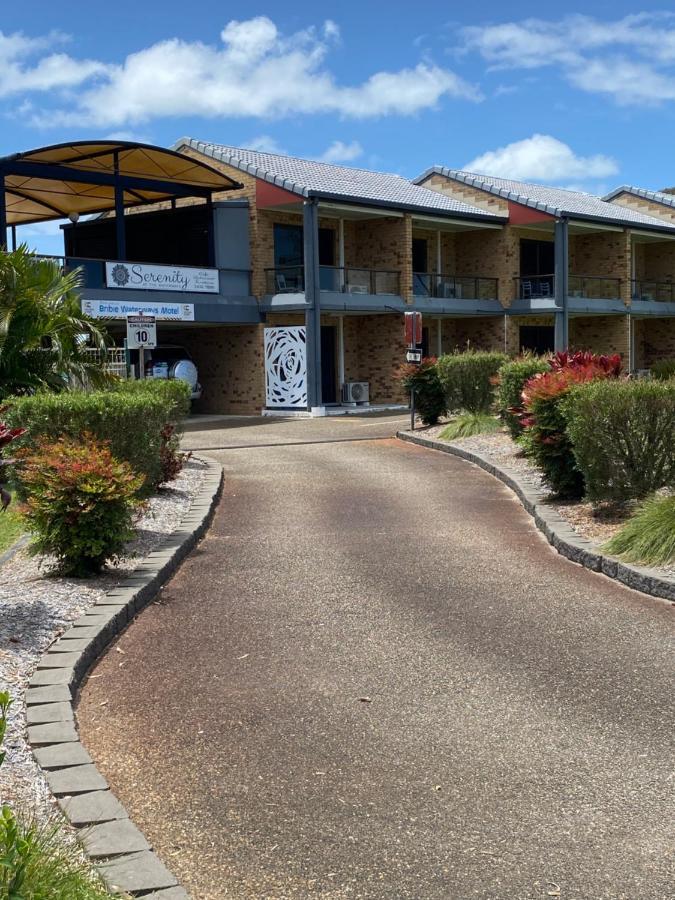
[126, 314, 157, 350]
[105, 261, 219, 294]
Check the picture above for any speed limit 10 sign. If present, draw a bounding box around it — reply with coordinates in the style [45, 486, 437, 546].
[126, 313, 157, 349]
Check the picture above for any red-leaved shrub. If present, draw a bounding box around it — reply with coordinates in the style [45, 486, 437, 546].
[519, 351, 622, 497]
[18, 434, 144, 576]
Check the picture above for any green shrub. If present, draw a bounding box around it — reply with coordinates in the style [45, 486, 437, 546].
[115, 377, 191, 420]
[603, 494, 675, 565]
[496, 356, 550, 438]
[436, 351, 508, 413]
[563, 379, 675, 504]
[650, 358, 675, 381]
[19, 435, 143, 577]
[1, 692, 121, 899]
[159, 423, 190, 483]
[6, 380, 188, 488]
[520, 352, 622, 499]
[439, 413, 501, 440]
[396, 358, 446, 426]
[0, 810, 119, 899]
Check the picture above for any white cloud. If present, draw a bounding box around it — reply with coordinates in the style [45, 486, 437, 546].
[104, 130, 153, 144]
[0, 29, 109, 98]
[461, 13, 675, 105]
[242, 135, 287, 154]
[318, 140, 363, 163]
[16, 17, 479, 128]
[464, 134, 619, 182]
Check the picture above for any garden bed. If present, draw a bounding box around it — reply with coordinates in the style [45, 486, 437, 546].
[410, 423, 675, 579]
[0, 457, 207, 817]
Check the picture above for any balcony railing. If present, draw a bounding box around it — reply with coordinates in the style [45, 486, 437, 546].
[29, 254, 252, 295]
[413, 272, 499, 301]
[632, 280, 675, 303]
[266, 265, 400, 296]
[568, 275, 621, 300]
[514, 275, 555, 299]
[515, 274, 622, 301]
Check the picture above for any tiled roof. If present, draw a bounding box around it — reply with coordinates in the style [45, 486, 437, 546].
[603, 185, 675, 209]
[175, 138, 506, 221]
[414, 167, 675, 233]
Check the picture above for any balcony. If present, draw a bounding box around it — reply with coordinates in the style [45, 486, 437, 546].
[413, 272, 499, 301]
[632, 280, 675, 303]
[515, 275, 554, 300]
[569, 275, 621, 300]
[515, 274, 622, 301]
[265, 265, 400, 296]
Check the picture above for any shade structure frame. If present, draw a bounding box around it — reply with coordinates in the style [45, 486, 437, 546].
[0, 140, 243, 228]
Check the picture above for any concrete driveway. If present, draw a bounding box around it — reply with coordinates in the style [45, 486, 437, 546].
[78, 415, 674, 900]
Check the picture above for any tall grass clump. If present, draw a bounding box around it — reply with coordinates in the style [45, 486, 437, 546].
[1, 691, 120, 898]
[603, 495, 675, 565]
[439, 413, 500, 440]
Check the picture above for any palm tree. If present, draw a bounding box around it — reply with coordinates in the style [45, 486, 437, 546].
[0, 245, 110, 398]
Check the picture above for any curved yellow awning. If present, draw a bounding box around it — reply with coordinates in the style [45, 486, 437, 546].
[0, 140, 242, 225]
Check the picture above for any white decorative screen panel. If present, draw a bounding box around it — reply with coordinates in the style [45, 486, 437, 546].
[264, 326, 307, 408]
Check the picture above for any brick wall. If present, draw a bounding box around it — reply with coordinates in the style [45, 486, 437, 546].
[342, 314, 407, 403]
[609, 192, 675, 225]
[344, 215, 412, 300]
[568, 231, 632, 304]
[455, 228, 520, 306]
[568, 316, 629, 359]
[633, 318, 675, 366]
[420, 173, 509, 215]
[442, 316, 506, 353]
[633, 240, 675, 282]
[164, 324, 265, 415]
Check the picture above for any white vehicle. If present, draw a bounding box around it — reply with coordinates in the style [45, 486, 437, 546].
[142, 344, 202, 401]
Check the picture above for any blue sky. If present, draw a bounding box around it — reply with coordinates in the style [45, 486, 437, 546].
[5, 1, 675, 253]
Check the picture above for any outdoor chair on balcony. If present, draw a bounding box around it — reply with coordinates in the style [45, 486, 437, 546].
[275, 274, 289, 293]
[348, 284, 368, 294]
[442, 283, 461, 299]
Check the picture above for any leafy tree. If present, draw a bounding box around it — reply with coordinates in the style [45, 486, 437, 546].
[0, 245, 109, 398]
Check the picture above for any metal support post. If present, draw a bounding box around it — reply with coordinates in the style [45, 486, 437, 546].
[113, 151, 126, 260]
[303, 199, 322, 411]
[554, 218, 569, 352]
[0, 176, 6, 251]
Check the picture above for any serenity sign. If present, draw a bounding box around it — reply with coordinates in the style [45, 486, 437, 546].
[105, 261, 219, 294]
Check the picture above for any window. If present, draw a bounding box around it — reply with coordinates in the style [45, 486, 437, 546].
[520, 239, 554, 276]
[412, 238, 428, 273]
[274, 224, 336, 267]
[519, 325, 555, 355]
[274, 224, 303, 268]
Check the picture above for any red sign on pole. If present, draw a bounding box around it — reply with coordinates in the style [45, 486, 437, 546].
[404, 311, 423, 348]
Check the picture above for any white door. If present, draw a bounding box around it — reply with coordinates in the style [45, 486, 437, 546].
[264, 326, 307, 407]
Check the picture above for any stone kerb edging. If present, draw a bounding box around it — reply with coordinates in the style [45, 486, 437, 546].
[398, 431, 675, 605]
[26, 455, 224, 900]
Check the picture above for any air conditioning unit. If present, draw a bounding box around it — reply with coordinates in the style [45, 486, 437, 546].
[342, 381, 370, 405]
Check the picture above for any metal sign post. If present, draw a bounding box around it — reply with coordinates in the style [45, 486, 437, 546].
[126, 313, 157, 380]
[404, 311, 423, 431]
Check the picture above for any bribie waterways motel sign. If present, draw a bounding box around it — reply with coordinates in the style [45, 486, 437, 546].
[105, 261, 219, 294]
[82, 298, 195, 321]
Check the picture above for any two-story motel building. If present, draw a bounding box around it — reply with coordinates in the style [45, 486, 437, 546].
[2, 137, 675, 415]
